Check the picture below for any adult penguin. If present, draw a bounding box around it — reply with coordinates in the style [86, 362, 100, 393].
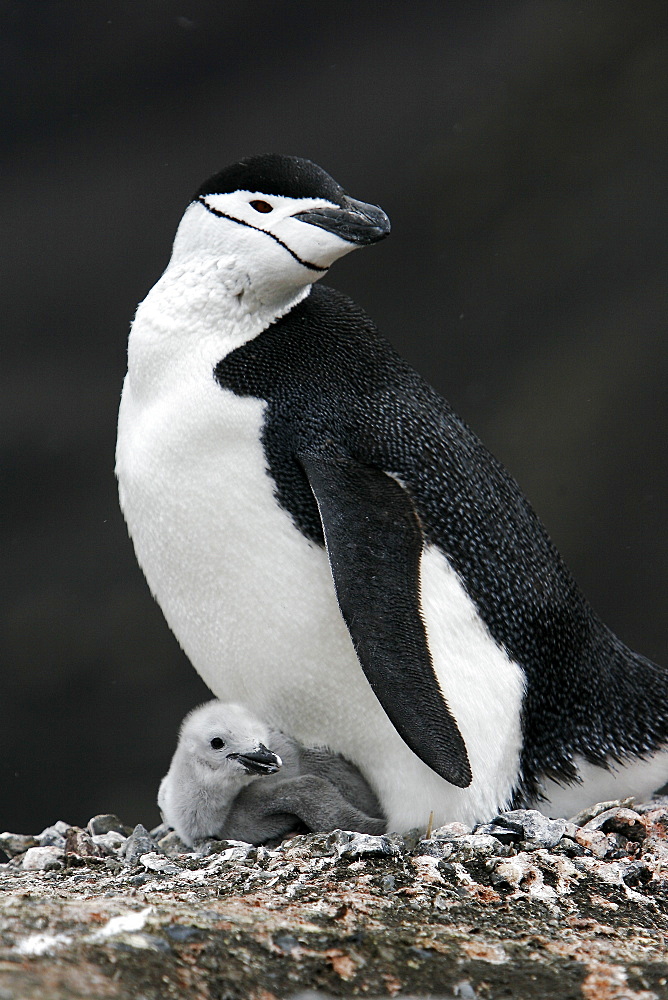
[116, 154, 668, 830]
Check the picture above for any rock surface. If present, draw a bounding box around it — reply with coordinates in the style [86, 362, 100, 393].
[1, 799, 668, 999]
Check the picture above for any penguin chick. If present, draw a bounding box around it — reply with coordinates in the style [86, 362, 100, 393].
[158, 700, 282, 845]
[159, 700, 386, 846]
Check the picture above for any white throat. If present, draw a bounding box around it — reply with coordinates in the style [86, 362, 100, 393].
[124, 249, 311, 407]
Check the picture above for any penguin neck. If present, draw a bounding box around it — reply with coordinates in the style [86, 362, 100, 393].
[126, 256, 311, 403]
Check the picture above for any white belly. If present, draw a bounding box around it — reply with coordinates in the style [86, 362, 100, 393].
[117, 344, 527, 830]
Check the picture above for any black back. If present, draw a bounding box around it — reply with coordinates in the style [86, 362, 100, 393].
[215, 283, 668, 803]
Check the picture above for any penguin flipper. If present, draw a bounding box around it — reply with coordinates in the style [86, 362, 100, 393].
[298, 451, 472, 788]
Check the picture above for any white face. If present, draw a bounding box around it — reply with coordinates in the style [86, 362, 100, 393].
[168, 187, 387, 309]
[201, 190, 362, 270]
[181, 701, 281, 777]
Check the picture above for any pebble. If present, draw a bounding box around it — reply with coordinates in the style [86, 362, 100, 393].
[414, 839, 455, 860]
[205, 843, 254, 866]
[417, 831, 514, 860]
[569, 797, 635, 826]
[491, 852, 557, 901]
[91, 831, 127, 855]
[493, 809, 566, 849]
[121, 824, 161, 867]
[140, 852, 181, 875]
[192, 837, 252, 857]
[0, 833, 38, 858]
[473, 823, 518, 844]
[581, 806, 646, 842]
[551, 837, 587, 858]
[65, 827, 102, 858]
[331, 831, 399, 859]
[450, 833, 505, 857]
[87, 814, 129, 837]
[36, 822, 71, 850]
[431, 822, 472, 840]
[575, 827, 612, 859]
[636, 795, 668, 814]
[23, 846, 65, 871]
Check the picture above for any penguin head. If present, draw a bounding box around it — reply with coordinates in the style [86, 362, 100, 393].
[169, 154, 390, 307]
[179, 700, 282, 781]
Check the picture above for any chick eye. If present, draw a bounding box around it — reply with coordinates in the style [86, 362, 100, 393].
[249, 199, 273, 213]
[210, 737, 225, 749]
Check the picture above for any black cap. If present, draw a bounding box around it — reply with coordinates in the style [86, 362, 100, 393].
[194, 154, 346, 205]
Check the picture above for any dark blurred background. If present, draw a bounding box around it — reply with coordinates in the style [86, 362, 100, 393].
[2, 1, 667, 834]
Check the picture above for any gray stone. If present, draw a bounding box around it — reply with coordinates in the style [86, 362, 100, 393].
[384, 832, 407, 853]
[121, 824, 161, 867]
[65, 827, 102, 858]
[450, 833, 504, 858]
[274, 933, 300, 954]
[0, 832, 39, 858]
[140, 852, 181, 875]
[91, 831, 127, 855]
[473, 823, 519, 844]
[581, 806, 646, 842]
[637, 794, 668, 813]
[414, 839, 455, 860]
[87, 814, 129, 837]
[516, 839, 542, 852]
[569, 797, 635, 826]
[551, 837, 587, 858]
[455, 982, 479, 999]
[431, 821, 472, 840]
[333, 831, 399, 859]
[494, 809, 566, 848]
[36, 823, 70, 850]
[191, 837, 251, 857]
[23, 846, 64, 871]
[574, 826, 612, 858]
[324, 829, 356, 852]
[621, 860, 653, 888]
[205, 843, 254, 865]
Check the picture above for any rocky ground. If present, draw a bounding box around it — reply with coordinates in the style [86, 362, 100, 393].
[1, 799, 668, 1000]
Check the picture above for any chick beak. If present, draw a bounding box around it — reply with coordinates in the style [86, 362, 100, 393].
[227, 744, 282, 775]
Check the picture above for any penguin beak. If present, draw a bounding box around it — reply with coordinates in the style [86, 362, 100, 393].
[292, 196, 391, 245]
[227, 744, 282, 775]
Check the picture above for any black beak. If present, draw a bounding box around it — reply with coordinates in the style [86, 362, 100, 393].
[292, 196, 391, 245]
[227, 744, 282, 775]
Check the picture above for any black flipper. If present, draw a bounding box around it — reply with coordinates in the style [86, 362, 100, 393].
[298, 452, 472, 788]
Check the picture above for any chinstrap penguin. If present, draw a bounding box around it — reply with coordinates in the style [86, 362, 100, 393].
[117, 154, 668, 831]
[159, 700, 386, 845]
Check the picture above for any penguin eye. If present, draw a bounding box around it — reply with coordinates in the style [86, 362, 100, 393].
[210, 737, 225, 750]
[249, 199, 273, 214]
